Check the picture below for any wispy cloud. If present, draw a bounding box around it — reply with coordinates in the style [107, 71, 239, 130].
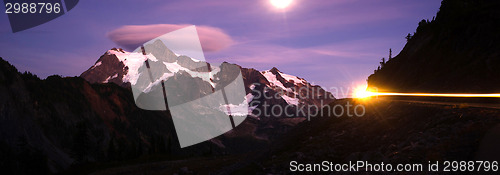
[107, 24, 234, 52]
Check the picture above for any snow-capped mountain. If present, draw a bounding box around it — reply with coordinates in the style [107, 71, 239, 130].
[81, 48, 335, 116]
[81, 47, 335, 141]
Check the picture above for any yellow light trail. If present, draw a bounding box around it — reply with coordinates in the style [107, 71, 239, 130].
[368, 92, 500, 98]
[352, 85, 500, 99]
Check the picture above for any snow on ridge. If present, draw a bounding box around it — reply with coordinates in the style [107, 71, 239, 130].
[211, 66, 221, 80]
[190, 57, 202, 62]
[163, 61, 217, 87]
[282, 94, 300, 105]
[123, 56, 149, 84]
[140, 61, 219, 93]
[142, 72, 174, 93]
[261, 70, 294, 93]
[261, 68, 309, 106]
[218, 93, 257, 117]
[107, 50, 129, 62]
[262, 71, 287, 90]
[279, 72, 306, 85]
[103, 73, 118, 83]
[106, 49, 220, 91]
[141, 60, 220, 93]
[91, 61, 102, 69]
[107, 49, 161, 85]
[249, 84, 256, 90]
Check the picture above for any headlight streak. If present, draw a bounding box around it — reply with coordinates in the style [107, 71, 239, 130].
[357, 91, 500, 98]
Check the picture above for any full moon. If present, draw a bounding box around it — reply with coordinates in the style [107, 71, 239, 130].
[270, 0, 293, 9]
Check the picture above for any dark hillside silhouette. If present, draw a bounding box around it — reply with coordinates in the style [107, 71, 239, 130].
[368, 0, 500, 93]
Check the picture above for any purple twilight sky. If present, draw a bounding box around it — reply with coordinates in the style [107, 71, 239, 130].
[0, 0, 442, 98]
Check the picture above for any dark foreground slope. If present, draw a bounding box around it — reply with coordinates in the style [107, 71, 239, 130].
[88, 99, 500, 174]
[0, 57, 182, 174]
[0, 57, 270, 174]
[253, 99, 500, 174]
[368, 0, 500, 93]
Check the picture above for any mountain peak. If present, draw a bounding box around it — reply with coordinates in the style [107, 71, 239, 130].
[110, 48, 126, 53]
[269, 67, 280, 74]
